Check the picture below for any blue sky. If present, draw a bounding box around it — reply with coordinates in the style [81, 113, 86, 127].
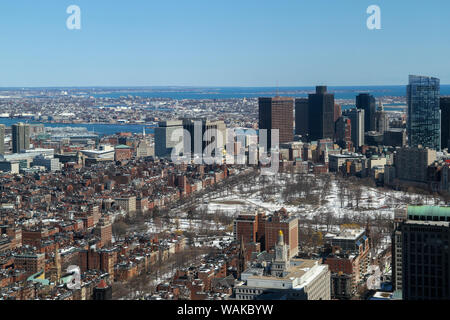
[0, 0, 449, 87]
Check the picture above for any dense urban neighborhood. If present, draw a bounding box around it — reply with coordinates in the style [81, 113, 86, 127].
[0, 78, 449, 301]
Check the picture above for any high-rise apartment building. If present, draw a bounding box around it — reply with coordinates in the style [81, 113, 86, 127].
[356, 93, 376, 132]
[12, 122, 30, 153]
[407, 75, 441, 150]
[440, 97, 450, 150]
[308, 86, 335, 141]
[259, 97, 294, 150]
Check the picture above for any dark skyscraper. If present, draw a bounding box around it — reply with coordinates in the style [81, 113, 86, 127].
[356, 93, 376, 132]
[259, 97, 294, 150]
[392, 206, 450, 300]
[308, 86, 334, 141]
[0, 124, 4, 155]
[180, 118, 226, 158]
[12, 122, 30, 153]
[155, 120, 184, 158]
[407, 75, 441, 150]
[440, 97, 450, 150]
[294, 98, 308, 138]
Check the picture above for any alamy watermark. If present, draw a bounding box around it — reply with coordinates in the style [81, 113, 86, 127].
[65, 265, 81, 290]
[66, 5, 81, 30]
[168, 125, 279, 175]
[65, 5, 380, 31]
[367, 5, 381, 30]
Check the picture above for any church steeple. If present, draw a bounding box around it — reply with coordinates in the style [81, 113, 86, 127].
[237, 236, 246, 279]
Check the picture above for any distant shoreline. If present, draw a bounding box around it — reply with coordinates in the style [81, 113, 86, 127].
[0, 118, 157, 126]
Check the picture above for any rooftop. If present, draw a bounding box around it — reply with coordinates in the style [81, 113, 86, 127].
[330, 228, 365, 241]
[407, 205, 450, 220]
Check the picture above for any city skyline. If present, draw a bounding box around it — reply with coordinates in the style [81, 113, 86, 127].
[2, 0, 450, 304]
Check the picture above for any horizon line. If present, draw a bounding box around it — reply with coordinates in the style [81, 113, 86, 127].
[2, 84, 450, 89]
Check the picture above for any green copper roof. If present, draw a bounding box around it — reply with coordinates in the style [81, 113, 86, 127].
[392, 290, 403, 300]
[27, 270, 50, 286]
[60, 274, 74, 284]
[407, 206, 450, 218]
[115, 144, 131, 149]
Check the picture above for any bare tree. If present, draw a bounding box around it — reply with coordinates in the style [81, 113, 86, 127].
[353, 184, 363, 209]
[112, 220, 129, 239]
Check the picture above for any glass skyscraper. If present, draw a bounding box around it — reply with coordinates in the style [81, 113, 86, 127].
[407, 75, 441, 150]
[356, 93, 376, 132]
[440, 97, 450, 150]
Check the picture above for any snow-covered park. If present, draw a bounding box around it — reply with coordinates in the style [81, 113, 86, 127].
[197, 172, 444, 222]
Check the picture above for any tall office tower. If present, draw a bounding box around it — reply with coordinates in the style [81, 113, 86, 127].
[392, 206, 450, 300]
[295, 98, 308, 137]
[182, 118, 206, 158]
[12, 122, 30, 153]
[407, 75, 441, 150]
[375, 110, 389, 134]
[0, 124, 5, 155]
[259, 96, 294, 150]
[356, 93, 376, 132]
[343, 109, 365, 148]
[182, 118, 226, 158]
[154, 120, 184, 158]
[440, 97, 450, 150]
[308, 86, 335, 141]
[205, 119, 226, 157]
[334, 104, 342, 123]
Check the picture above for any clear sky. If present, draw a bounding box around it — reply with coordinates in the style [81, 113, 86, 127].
[0, 0, 449, 87]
